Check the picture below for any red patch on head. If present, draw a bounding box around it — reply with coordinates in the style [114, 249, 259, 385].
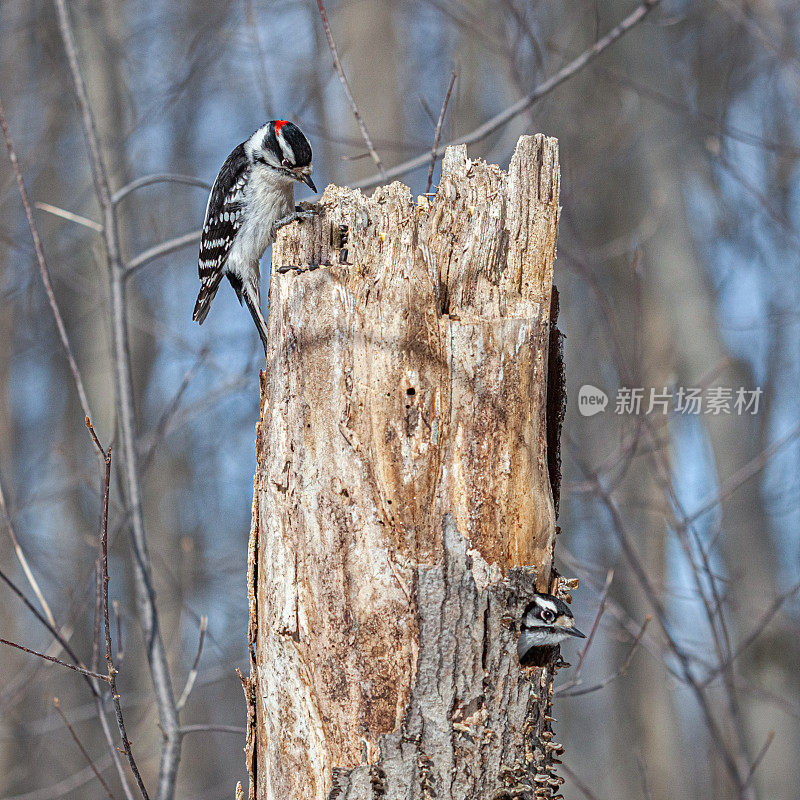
[274, 120, 288, 135]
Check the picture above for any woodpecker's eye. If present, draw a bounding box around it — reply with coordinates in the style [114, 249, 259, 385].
[541, 609, 555, 623]
[282, 158, 291, 168]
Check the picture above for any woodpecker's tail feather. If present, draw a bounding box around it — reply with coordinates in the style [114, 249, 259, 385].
[192, 277, 222, 324]
[242, 285, 269, 359]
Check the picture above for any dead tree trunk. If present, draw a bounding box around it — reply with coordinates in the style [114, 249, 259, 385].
[242, 135, 566, 800]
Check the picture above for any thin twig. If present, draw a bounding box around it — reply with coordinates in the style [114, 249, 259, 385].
[559, 762, 603, 800]
[111, 173, 210, 205]
[315, 0, 385, 178]
[638, 417, 756, 780]
[178, 724, 246, 736]
[86, 424, 137, 799]
[425, 71, 457, 194]
[0, 500, 134, 800]
[54, 4, 182, 797]
[140, 349, 208, 471]
[576, 568, 613, 676]
[636, 754, 654, 800]
[0, 624, 73, 709]
[86, 416, 105, 456]
[701, 579, 800, 687]
[2, 755, 115, 800]
[125, 231, 201, 277]
[53, 697, 118, 800]
[557, 616, 651, 697]
[742, 731, 775, 790]
[0, 94, 94, 422]
[176, 615, 207, 712]
[683, 419, 800, 528]
[34, 201, 103, 231]
[570, 452, 746, 790]
[354, 0, 662, 190]
[0, 566, 85, 672]
[20, 664, 238, 736]
[557, 569, 614, 694]
[0, 637, 109, 682]
[94, 434, 151, 800]
[0, 474, 57, 628]
[244, 0, 274, 115]
[419, 96, 437, 126]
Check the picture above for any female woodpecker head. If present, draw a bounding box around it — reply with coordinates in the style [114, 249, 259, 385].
[246, 120, 316, 191]
[517, 593, 586, 665]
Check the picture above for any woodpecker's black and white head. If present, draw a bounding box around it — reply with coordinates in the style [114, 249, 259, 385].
[517, 593, 586, 665]
[245, 120, 316, 191]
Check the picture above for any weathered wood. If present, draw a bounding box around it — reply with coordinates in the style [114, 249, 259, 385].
[244, 135, 563, 800]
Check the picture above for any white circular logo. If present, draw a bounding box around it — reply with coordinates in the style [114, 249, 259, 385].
[578, 385, 608, 417]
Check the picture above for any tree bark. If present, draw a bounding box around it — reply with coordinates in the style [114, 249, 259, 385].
[244, 135, 564, 800]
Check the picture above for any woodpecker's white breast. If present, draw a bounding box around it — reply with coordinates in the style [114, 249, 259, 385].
[226, 163, 295, 284]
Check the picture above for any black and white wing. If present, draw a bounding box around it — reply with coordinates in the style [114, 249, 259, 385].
[193, 143, 250, 324]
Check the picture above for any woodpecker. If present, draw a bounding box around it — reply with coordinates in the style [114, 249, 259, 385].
[193, 120, 317, 355]
[517, 593, 586, 667]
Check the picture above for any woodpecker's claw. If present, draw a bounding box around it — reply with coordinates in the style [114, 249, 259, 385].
[273, 206, 319, 237]
[294, 204, 320, 220]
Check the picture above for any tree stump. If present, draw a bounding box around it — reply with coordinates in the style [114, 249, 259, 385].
[242, 135, 565, 800]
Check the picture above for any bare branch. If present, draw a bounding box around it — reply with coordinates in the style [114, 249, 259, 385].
[125, 231, 201, 278]
[742, 731, 775, 790]
[575, 568, 613, 676]
[559, 761, 604, 800]
[176, 615, 207, 712]
[178, 724, 245, 736]
[425, 72, 457, 194]
[557, 616, 651, 698]
[244, 0, 274, 114]
[0, 95, 94, 423]
[315, 0, 385, 178]
[2, 755, 115, 800]
[354, 0, 662, 190]
[0, 636, 109, 682]
[0, 473, 57, 628]
[112, 173, 211, 205]
[419, 96, 437, 126]
[34, 201, 103, 231]
[96, 441, 151, 800]
[684, 419, 800, 528]
[86, 416, 106, 457]
[569, 449, 747, 790]
[0, 565, 85, 672]
[701, 579, 800, 687]
[53, 697, 118, 800]
[53, 3, 182, 796]
[0, 452, 135, 800]
[139, 349, 208, 471]
[557, 569, 614, 695]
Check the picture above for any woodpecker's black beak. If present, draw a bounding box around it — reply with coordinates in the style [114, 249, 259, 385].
[296, 172, 316, 192]
[564, 625, 587, 638]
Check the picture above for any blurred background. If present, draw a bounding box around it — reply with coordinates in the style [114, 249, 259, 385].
[0, 1, 798, 799]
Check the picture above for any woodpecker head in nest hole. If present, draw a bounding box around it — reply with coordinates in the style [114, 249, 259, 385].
[517, 593, 586, 667]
